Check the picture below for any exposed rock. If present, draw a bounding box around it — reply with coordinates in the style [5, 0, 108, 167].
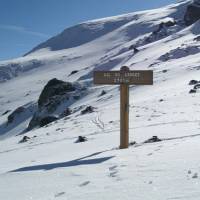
[27, 78, 86, 131]
[153, 20, 176, 34]
[184, 1, 200, 25]
[194, 35, 200, 41]
[129, 141, 137, 146]
[81, 106, 95, 115]
[39, 116, 58, 127]
[194, 83, 200, 89]
[27, 114, 41, 131]
[75, 136, 87, 143]
[142, 19, 178, 46]
[99, 90, 107, 96]
[189, 89, 196, 94]
[2, 110, 11, 116]
[144, 136, 162, 143]
[19, 136, 30, 143]
[60, 108, 72, 117]
[69, 70, 79, 76]
[189, 80, 199, 85]
[7, 106, 25, 124]
[38, 78, 75, 108]
[129, 45, 139, 53]
[158, 46, 200, 61]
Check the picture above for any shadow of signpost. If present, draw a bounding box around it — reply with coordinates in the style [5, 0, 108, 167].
[10, 152, 114, 172]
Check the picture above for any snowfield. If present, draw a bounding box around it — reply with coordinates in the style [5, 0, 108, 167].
[1, 0, 200, 199]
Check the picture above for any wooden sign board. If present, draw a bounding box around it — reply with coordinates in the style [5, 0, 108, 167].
[93, 66, 153, 149]
[94, 70, 153, 85]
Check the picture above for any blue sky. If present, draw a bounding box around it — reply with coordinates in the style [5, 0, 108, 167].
[0, 0, 176, 61]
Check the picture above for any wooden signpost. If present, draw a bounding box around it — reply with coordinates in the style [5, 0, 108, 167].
[94, 66, 153, 149]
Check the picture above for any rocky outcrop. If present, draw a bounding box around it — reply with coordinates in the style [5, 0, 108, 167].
[27, 78, 86, 130]
[38, 78, 76, 109]
[184, 1, 200, 25]
[81, 106, 95, 115]
[39, 116, 59, 127]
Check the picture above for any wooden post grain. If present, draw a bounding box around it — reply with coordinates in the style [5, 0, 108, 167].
[120, 67, 130, 149]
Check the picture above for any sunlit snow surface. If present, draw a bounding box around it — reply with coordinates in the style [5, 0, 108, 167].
[1, 1, 200, 199]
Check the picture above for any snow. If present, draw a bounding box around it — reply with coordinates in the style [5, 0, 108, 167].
[1, 1, 200, 199]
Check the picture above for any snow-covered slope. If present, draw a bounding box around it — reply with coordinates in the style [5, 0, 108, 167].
[1, 1, 200, 199]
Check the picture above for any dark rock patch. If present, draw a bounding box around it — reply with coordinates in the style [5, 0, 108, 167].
[194, 83, 200, 89]
[19, 136, 30, 143]
[27, 78, 86, 131]
[129, 141, 137, 146]
[153, 20, 176, 34]
[194, 35, 200, 41]
[38, 78, 75, 108]
[75, 136, 87, 143]
[162, 70, 168, 73]
[99, 90, 107, 97]
[189, 89, 196, 94]
[39, 116, 58, 127]
[189, 80, 199, 85]
[144, 136, 162, 143]
[69, 70, 79, 76]
[2, 110, 11, 116]
[159, 46, 200, 62]
[60, 108, 72, 118]
[129, 45, 139, 54]
[81, 106, 95, 115]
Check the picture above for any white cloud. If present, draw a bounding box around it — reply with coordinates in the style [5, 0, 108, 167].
[0, 25, 49, 38]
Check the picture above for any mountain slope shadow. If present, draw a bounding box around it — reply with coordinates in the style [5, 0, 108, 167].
[10, 152, 114, 172]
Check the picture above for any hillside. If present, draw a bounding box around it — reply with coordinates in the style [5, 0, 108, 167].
[1, 0, 200, 199]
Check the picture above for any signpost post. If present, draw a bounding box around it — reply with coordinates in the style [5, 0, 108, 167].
[94, 66, 153, 149]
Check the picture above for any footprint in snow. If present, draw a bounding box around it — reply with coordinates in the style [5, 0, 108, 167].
[109, 165, 118, 171]
[154, 148, 161, 152]
[54, 192, 65, 198]
[109, 171, 118, 177]
[108, 165, 120, 179]
[79, 181, 90, 187]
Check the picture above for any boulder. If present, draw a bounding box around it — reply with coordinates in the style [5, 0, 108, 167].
[194, 35, 200, 41]
[81, 106, 95, 115]
[60, 108, 72, 117]
[189, 89, 197, 94]
[38, 78, 75, 108]
[75, 136, 87, 143]
[39, 116, 58, 127]
[144, 136, 162, 143]
[99, 90, 107, 96]
[189, 80, 199, 85]
[2, 110, 11, 116]
[194, 83, 200, 89]
[27, 78, 86, 131]
[69, 70, 78, 76]
[19, 136, 30, 143]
